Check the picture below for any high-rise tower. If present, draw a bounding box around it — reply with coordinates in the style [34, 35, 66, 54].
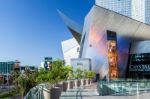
[96, 0, 150, 24]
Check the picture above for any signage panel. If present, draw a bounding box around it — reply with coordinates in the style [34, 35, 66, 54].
[129, 53, 150, 72]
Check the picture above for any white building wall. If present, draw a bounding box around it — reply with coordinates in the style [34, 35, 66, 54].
[61, 38, 80, 66]
[71, 58, 91, 70]
[39, 62, 44, 69]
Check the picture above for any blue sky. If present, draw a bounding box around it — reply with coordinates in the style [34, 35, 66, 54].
[0, 0, 94, 66]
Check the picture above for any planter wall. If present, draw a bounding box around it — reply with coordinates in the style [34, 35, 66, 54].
[43, 88, 51, 99]
[56, 83, 63, 92]
[51, 87, 61, 99]
[77, 80, 81, 87]
[88, 79, 91, 85]
[83, 79, 86, 85]
[62, 82, 68, 92]
[85, 79, 89, 86]
[70, 80, 74, 89]
[74, 80, 77, 88]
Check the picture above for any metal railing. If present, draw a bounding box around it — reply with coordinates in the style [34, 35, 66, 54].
[98, 79, 150, 96]
[76, 87, 83, 99]
[24, 83, 49, 99]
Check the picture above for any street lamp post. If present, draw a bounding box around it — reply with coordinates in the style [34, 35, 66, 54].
[1, 72, 4, 89]
[7, 63, 10, 94]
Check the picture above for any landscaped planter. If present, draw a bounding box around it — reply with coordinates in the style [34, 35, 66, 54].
[56, 82, 63, 92]
[80, 79, 83, 86]
[88, 79, 91, 85]
[70, 80, 74, 89]
[77, 80, 81, 87]
[74, 80, 77, 88]
[86, 79, 89, 86]
[62, 81, 68, 92]
[51, 87, 61, 99]
[81, 79, 84, 86]
[83, 79, 86, 85]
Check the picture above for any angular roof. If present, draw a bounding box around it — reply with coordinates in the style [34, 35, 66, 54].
[58, 10, 82, 44]
[84, 5, 150, 41]
[59, 4, 150, 43]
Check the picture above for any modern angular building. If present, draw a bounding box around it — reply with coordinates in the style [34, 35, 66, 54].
[96, 0, 150, 25]
[61, 38, 80, 66]
[59, 2, 150, 80]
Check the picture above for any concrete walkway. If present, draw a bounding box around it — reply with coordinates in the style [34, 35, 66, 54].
[84, 93, 150, 99]
[60, 83, 99, 99]
[60, 83, 150, 99]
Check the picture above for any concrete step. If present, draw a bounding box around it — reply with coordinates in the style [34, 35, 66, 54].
[60, 97, 80, 99]
[61, 91, 99, 96]
[67, 88, 97, 92]
[60, 83, 98, 99]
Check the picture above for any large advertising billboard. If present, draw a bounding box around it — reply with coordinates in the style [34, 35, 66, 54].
[107, 31, 119, 80]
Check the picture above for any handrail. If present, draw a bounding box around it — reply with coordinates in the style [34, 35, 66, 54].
[98, 80, 150, 96]
[24, 83, 48, 99]
[33, 86, 43, 99]
[79, 87, 83, 99]
[76, 86, 83, 99]
[76, 89, 79, 99]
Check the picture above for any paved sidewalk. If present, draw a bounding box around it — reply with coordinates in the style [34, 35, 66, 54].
[61, 83, 150, 99]
[60, 83, 99, 99]
[84, 94, 150, 99]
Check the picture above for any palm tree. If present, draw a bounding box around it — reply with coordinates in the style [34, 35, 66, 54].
[12, 68, 39, 99]
[0, 75, 4, 88]
[24, 66, 31, 77]
[12, 71, 20, 91]
[17, 75, 27, 99]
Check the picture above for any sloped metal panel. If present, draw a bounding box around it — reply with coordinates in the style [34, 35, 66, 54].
[58, 10, 82, 44]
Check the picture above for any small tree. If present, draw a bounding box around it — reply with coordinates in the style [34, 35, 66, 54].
[50, 59, 65, 85]
[17, 75, 27, 99]
[36, 68, 49, 84]
[83, 69, 88, 79]
[12, 68, 39, 98]
[61, 65, 73, 80]
[74, 68, 84, 80]
[85, 70, 96, 80]
[12, 71, 20, 92]
[12, 71, 28, 99]
[24, 65, 31, 77]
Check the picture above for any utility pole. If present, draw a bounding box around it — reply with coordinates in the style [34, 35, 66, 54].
[7, 63, 10, 94]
